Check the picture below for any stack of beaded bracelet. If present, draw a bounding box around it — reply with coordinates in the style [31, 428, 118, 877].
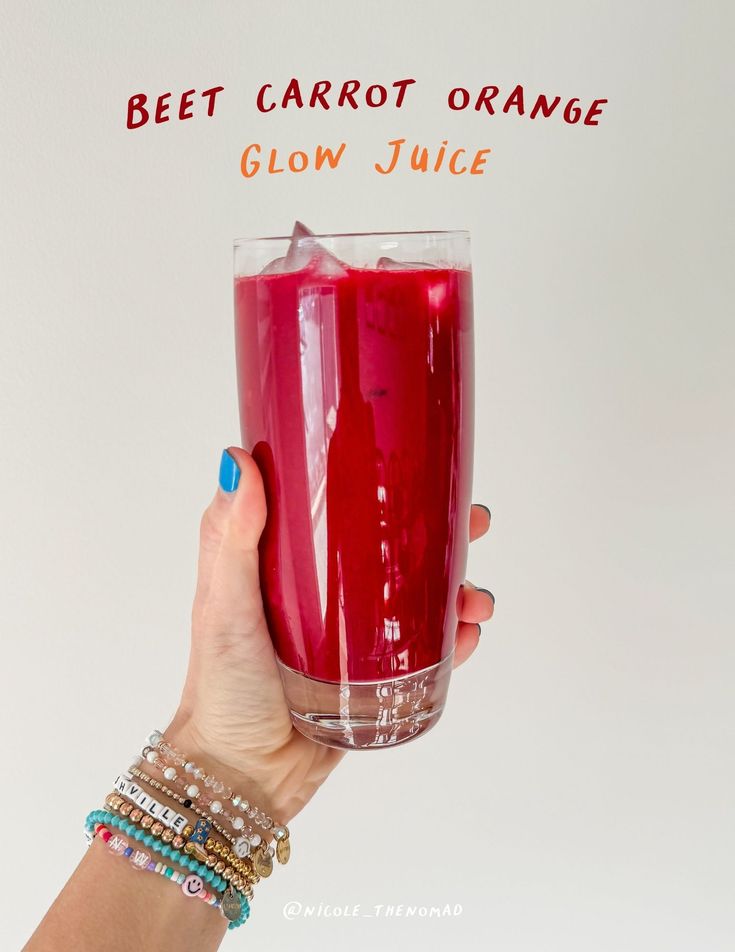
[84, 810, 250, 930]
[143, 730, 291, 867]
[124, 767, 271, 878]
[104, 792, 256, 895]
[84, 729, 294, 930]
[142, 731, 291, 875]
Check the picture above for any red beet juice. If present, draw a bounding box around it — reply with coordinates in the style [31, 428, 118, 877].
[234, 230, 474, 748]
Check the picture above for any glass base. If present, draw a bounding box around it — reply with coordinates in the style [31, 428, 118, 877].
[277, 654, 454, 750]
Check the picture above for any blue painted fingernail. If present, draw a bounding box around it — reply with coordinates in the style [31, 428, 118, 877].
[218, 449, 240, 493]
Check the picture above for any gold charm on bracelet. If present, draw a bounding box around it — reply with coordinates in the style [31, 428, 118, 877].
[184, 841, 209, 863]
[254, 845, 273, 877]
[276, 835, 291, 864]
[221, 884, 242, 922]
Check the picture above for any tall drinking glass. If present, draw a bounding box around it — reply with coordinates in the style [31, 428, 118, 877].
[233, 229, 474, 749]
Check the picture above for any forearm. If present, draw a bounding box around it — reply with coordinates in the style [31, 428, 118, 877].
[27, 835, 228, 952]
[25, 725, 286, 952]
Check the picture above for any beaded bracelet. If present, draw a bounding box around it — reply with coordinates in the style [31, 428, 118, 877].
[104, 793, 256, 893]
[145, 730, 291, 864]
[125, 766, 272, 877]
[91, 822, 221, 909]
[107, 791, 258, 890]
[140, 742, 284, 863]
[85, 810, 250, 929]
[91, 820, 248, 929]
[147, 732, 278, 829]
[140, 748, 254, 838]
[88, 807, 232, 894]
[127, 764, 263, 849]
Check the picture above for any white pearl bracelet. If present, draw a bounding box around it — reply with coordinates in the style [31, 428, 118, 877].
[142, 730, 290, 862]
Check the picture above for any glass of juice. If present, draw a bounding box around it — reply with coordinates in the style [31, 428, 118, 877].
[233, 226, 474, 749]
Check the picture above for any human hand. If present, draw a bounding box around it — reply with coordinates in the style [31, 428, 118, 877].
[167, 448, 495, 823]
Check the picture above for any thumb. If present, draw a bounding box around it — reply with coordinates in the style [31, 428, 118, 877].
[192, 447, 268, 646]
[183, 447, 292, 754]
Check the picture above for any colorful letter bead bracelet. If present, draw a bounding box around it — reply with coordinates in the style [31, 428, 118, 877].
[84, 730, 292, 930]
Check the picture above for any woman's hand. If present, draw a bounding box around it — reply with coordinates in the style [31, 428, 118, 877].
[167, 447, 495, 824]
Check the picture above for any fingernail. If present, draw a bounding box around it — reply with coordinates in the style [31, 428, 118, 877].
[476, 587, 495, 604]
[476, 504, 491, 520]
[476, 623, 482, 637]
[218, 449, 241, 493]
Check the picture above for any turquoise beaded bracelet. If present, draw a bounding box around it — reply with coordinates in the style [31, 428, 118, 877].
[85, 810, 250, 929]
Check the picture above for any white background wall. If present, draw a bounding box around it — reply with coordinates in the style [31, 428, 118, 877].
[1, 1, 733, 949]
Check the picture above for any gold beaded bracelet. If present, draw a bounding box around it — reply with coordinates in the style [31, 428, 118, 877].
[129, 766, 237, 844]
[126, 766, 275, 878]
[104, 793, 258, 893]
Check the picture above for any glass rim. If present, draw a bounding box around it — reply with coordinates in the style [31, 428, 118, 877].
[234, 228, 470, 247]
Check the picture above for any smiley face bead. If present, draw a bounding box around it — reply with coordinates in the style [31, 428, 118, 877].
[232, 836, 251, 859]
[181, 875, 205, 898]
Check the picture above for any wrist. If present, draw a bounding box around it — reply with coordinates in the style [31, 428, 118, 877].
[162, 715, 286, 822]
[163, 711, 309, 824]
[140, 721, 293, 873]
